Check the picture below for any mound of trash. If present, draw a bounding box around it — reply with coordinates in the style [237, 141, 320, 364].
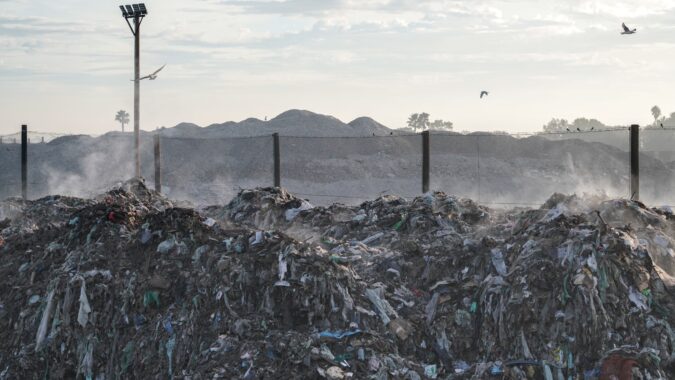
[1, 180, 675, 379]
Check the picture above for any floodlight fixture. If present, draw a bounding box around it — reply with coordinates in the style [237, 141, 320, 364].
[120, 3, 147, 19]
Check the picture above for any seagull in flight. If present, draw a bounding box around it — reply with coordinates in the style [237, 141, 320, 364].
[480, 91, 489, 99]
[139, 64, 166, 80]
[621, 23, 636, 35]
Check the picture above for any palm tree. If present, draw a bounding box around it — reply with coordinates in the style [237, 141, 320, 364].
[115, 110, 130, 132]
[651, 105, 662, 126]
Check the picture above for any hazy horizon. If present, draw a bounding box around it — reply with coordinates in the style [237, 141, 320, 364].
[2, 0, 675, 135]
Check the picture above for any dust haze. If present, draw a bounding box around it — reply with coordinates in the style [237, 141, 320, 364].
[2, 110, 675, 209]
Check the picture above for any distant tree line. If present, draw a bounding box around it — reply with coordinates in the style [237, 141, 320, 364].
[407, 113, 453, 132]
[543, 106, 675, 133]
[542, 117, 609, 132]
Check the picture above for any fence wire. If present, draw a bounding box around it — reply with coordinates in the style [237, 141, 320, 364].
[280, 134, 422, 205]
[429, 130, 631, 206]
[161, 135, 273, 204]
[0, 127, 667, 208]
[640, 128, 675, 206]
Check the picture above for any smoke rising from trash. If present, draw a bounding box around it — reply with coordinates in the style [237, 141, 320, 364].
[2, 121, 675, 208]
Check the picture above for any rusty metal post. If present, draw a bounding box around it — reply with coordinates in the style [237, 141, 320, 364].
[21, 125, 27, 199]
[630, 124, 640, 201]
[422, 130, 430, 193]
[273, 133, 281, 187]
[154, 133, 161, 193]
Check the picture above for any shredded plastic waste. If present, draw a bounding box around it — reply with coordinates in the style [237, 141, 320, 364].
[1, 182, 674, 378]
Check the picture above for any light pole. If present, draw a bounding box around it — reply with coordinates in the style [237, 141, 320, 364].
[120, 3, 147, 178]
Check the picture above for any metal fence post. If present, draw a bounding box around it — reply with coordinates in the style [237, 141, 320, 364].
[422, 130, 430, 193]
[154, 134, 161, 193]
[21, 125, 27, 200]
[630, 124, 640, 201]
[273, 133, 281, 187]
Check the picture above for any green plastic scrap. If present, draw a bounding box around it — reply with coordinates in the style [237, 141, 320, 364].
[121, 341, 135, 373]
[424, 364, 438, 379]
[642, 288, 653, 306]
[330, 255, 349, 264]
[143, 291, 160, 308]
[470, 301, 477, 314]
[392, 213, 407, 230]
[561, 274, 571, 305]
[166, 336, 176, 377]
[567, 350, 574, 380]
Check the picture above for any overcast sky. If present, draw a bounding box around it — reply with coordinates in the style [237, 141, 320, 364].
[1, 0, 675, 135]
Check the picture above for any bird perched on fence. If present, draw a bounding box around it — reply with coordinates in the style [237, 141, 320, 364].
[621, 23, 636, 35]
[480, 91, 489, 99]
[139, 64, 166, 81]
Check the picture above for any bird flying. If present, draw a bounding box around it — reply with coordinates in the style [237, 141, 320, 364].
[140, 64, 166, 80]
[480, 91, 489, 99]
[621, 23, 636, 35]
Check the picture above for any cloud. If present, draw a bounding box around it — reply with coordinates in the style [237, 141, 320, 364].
[571, 0, 675, 18]
[0, 15, 116, 36]
[4, 0, 675, 135]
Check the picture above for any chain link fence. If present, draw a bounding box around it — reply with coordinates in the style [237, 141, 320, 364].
[2, 127, 672, 207]
[640, 128, 675, 207]
[280, 134, 421, 205]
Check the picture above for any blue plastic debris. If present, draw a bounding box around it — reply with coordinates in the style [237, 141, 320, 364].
[490, 364, 504, 375]
[319, 329, 362, 340]
[163, 318, 174, 335]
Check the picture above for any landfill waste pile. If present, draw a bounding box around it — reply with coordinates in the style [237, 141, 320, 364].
[1, 181, 675, 379]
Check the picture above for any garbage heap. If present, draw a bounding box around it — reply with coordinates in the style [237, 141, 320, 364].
[207, 188, 675, 378]
[0, 181, 673, 379]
